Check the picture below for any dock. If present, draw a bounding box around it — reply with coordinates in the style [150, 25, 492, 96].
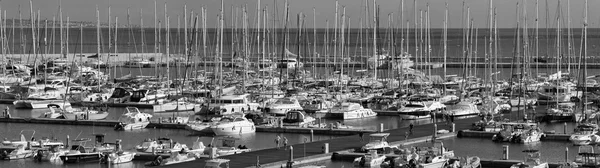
[164, 116, 481, 168]
[0, 117, 374, 135]
[457, 130, 571, 141]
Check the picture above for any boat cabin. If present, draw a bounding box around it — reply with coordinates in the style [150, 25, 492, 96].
[209, 94, 258, 115]
[283, 110, 310, 123]
[361, 133, 391, 151]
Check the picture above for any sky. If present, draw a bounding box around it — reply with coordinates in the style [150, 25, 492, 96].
[2, 0, 598, 28]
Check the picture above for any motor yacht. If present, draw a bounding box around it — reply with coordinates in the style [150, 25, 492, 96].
[282, 110, 315, 127]
[264, 97, 303, 116]
[40, 105, 109, 120]
[322, 102, 377, 120]
[569, 123, 600, 146]
[0, 144, 34, 160]
[210, 116, 256, 135]
[135, 137, 190, 154]
[397, 101, 446, 120]
[114, 107, 153, 131]
[510, 150, 549, 168]
[442, 101, 480, 117]
[361, 133, 391, 152]
[208, 94, 260, 115]
[353, 150, 386, 167]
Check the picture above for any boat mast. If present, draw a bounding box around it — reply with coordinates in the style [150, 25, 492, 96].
[582, 0, 588, 117]
[219, 0, 224, 93]
[107, 5, 112, 78]
[202, 7, 207, 85]
[373, 0, 377, 80]
[97, 6, 101, 90]
[339, 8, 345, 87]
[165, 3, 170, 87]
[154, 0, 157, 78]
[535, 0, 539, 75]
[114, 17, 118, 78]
[567, 0, 571, 73]
[312, 8, 316, 79]
[333, 1, 338, 84]
[443, 2, 447, 80]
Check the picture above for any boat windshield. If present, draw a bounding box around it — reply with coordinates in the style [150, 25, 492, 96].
[219, 118, 233, 122]
[404, 103, 425, 108]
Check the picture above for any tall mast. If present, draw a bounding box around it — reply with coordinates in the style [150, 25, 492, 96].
[535, 0, 539, 75]
[114, 17, 118, 77]
[96, 6, 101, 90]
[165, 3, 170, 86]
[154, 0, 158, 76]
[219, 0, 224, 90]
[202, 7, 207, 78]
[108, 5, 112, 77]
[313, 7, 316, 78]
[488, 0, 493, 95]
[567, 0, 571, 73]
[333, 0, 338, 81]
[582, 0, 588, 114]
[59, 0, 63, 58]
[340, 8, 346, 87]
[167, 16, 171, 86]
[184, 4, 188, 80]
[29, 1, 36, 63]
[373, 0, 377, 80]
[443, 2, 447, 79]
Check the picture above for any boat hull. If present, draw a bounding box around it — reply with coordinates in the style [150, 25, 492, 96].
[60, 153, 102, 163]
[211, 125, 256, 135]
[13, 100, 71, 109]
[63, 112, 109, 120]
[106, 152, 136, 164]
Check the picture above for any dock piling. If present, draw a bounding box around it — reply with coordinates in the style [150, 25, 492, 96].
[565, 147, 569, 162]
[564, 122, 567, 134]
[310, 129, 314, 142]
[502, 145, 509, 160]
[379, 123, 384, 132]
[322, 143, 329, 154]
[286, 146, 294, 168]
[66, 135, 69, 147]
[452, 123, 455, 132]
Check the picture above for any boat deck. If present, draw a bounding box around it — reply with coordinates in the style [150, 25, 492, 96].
[165, 117, 481, 168]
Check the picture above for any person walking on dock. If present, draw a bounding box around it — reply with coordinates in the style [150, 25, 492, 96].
[283, 137, 289, 150]
[359, 132, 364, 142]
[275, 135, 281, 149]
[409, 123, 414, 134]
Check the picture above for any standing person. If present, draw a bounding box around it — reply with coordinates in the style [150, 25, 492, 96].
[409, 123, 414, 134]
[358, 132, 364, 142]
[283, 137, 289, 150]
[275, 135, 281, 149]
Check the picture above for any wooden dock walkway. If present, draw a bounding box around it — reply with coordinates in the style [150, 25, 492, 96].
[166, 117, 481, 168]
